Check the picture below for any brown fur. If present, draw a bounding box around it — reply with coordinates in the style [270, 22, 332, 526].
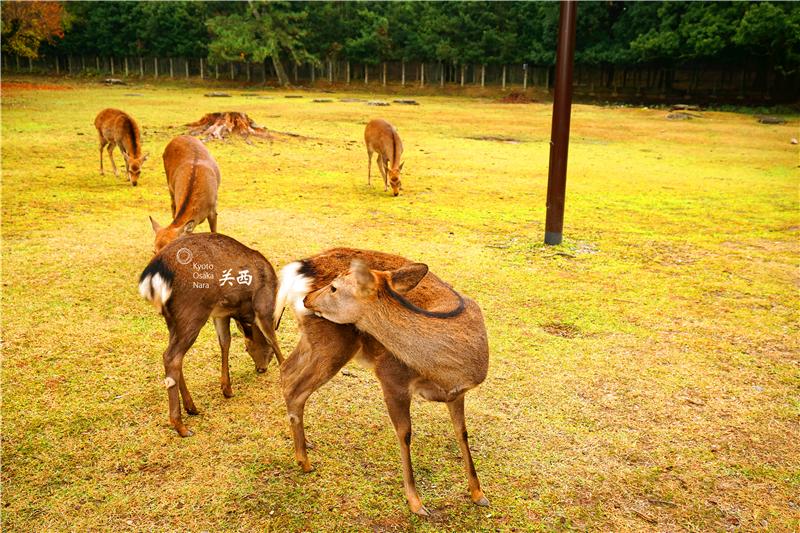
[149, 135, 221, 253]
[139, 233, 283, 437]
[364, 119, 404, 196]
[279, 248, 489, 515]
[94, 108, 148, 186]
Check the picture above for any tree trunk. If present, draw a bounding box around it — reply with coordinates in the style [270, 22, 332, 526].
[272, 53, 289, 87]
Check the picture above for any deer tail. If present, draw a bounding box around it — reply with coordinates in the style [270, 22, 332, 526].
[138, 257, 174, 312]
[274, 260, 315, 329]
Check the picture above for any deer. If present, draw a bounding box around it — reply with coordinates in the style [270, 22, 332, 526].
[139, 232, 283, 437]
[94, 108, 148, 186]
[274, 248, 489, 516]
[365, 119, 404, 196]
[148, 135, 221, 254]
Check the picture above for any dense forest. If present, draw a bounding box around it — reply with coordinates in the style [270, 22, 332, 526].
[2, 1, 799, 100]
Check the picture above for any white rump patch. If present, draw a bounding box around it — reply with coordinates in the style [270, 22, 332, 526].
[139, 273, 172, 310]
[274, 261, 313, 327]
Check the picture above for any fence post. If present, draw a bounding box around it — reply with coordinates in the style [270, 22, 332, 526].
[200, 58, 204, 80]
[364, 64, 368, 85]
[29, 57, 33, 73]
[440, 62, 444, 87]
[311, 63, 315, 83]
[346, 61, 350, 85]
[502, 65, 507, 90]
[96, 56, 100, 72]
[169, 57, 174, 78]
[55, 56, 60, 75]
[215, 63, 219, 80]
[293, 62, 298, 83]
[329, 60, 334, 83]
[481, 64, 485, 87]
[68, 55, 73, 75]
[382, 62, 387, 86]
[185, 59, 189, 79]
[139, 57, 143, 77]
[246, 62, 251, 81]
[420, 63, 425, 87]
[460, 64, 465, 86]
[262, 61, 266, 83]
[401, 61, 405, 86]
[154, 57, 159, 79]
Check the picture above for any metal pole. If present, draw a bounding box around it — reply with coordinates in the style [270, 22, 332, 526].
[544, 1, 577, 246]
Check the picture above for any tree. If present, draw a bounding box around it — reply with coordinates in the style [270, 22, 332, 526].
[1, 1, 66, 58]
[206, 0, 313, 86]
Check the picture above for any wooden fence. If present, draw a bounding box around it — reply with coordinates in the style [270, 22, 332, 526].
[2, 54, 797, 104]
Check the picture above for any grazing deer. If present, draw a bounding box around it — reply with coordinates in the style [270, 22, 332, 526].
[365, 119, 404, 196]
[149, 135, 220, 254]
[94, 108, 148, 186]
[275, 248, 489, 515]
[139, 232, 283, 437]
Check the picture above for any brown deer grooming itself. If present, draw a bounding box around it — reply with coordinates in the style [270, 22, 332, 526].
[365, 119, 404, 196]
[149, 135, 220, 254]
[139, 233, 283, 437]
[275, 248, 489, 515]
[94, 108, 148, 186]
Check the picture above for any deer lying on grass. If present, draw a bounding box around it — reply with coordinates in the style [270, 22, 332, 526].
[275, 248, 489, 515]
[365, 119, 404, 196]
[149, 135, 221, 253]
[139, 233, 283, 437]
[94, 108, 148, 186]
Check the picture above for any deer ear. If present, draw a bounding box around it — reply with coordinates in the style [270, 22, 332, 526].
[389, 263, 428, 294]
[149, 216, 161, 233]
[142, 152, 150, 163]
[182, 220, 196, 234]
[350, 259, 376, 296]
[399, 161, 404, 171]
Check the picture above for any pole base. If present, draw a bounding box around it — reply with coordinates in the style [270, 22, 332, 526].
[544, 231, 563, 245]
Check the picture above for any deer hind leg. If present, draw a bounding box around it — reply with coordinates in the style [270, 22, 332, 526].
[208, 211, 218, 233]
[371, 347, 429, 516]
[447, 395, 488, 507]
[367, 147, 374, 186]
[281, 317, 360, 472]
[106, 142, 119, 177]
[253, 286, 284, 366]
[214, 316, 234, 398]
[98, 135, 107, 175]
[162, 317, 205, 437]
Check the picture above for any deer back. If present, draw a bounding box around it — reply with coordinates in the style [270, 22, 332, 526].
[365, 119, 402, 170]
[95, 108, 142, 158]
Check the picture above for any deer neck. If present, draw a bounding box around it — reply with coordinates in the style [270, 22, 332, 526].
[355, 295, 456, 359]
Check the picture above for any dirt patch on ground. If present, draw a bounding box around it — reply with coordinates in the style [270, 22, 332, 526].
[466, 135, 523, 144]
[1, 81, 73, 92]
[542, 322, 582, 338]
[500, 91, 536, 104]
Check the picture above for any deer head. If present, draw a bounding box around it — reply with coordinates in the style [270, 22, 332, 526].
[305, 259, 428, 324]
[149, 216, 195, 254]
[123, 152, 149, 186]
[388, 161, 404, 196]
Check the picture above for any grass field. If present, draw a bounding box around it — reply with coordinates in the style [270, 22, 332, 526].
[2, 77, 798, 531]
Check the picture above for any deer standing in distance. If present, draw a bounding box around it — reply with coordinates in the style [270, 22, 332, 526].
[365, 119, 404, 196]
[149, 135, 220, 254]
[94, 108, 148, 186]
[139, 232, 283, 437]
[275, 248, 489, 516]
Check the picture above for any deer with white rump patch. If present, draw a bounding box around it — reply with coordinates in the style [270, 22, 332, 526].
[94, 108, 148, 186]
[275, 248, 489, 515]
[149, 135, 220, 253]
[139, 233, 283, 437]
[365, 119, 404, 196]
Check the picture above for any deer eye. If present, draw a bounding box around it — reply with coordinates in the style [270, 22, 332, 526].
[330, 286, 337, 294]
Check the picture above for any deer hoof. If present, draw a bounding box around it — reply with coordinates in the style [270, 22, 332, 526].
[299, 460, 314, 473]
[185, 406, 200, 416]
[473, 495, 490, 507]
[175, 425, 193, 438]
[411, 504, 431, 517]
[222, 387, 233, 399]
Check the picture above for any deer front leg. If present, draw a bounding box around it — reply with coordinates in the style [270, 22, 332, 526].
[208, 211, 218, 233]
[214, 316, 234, 398]
[374, 352, 429, 516]
[281, 318, 359, 472]
[378, 155, 389, 191]
[163, 341, 192, 437]
[447, 395, 488, 507]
